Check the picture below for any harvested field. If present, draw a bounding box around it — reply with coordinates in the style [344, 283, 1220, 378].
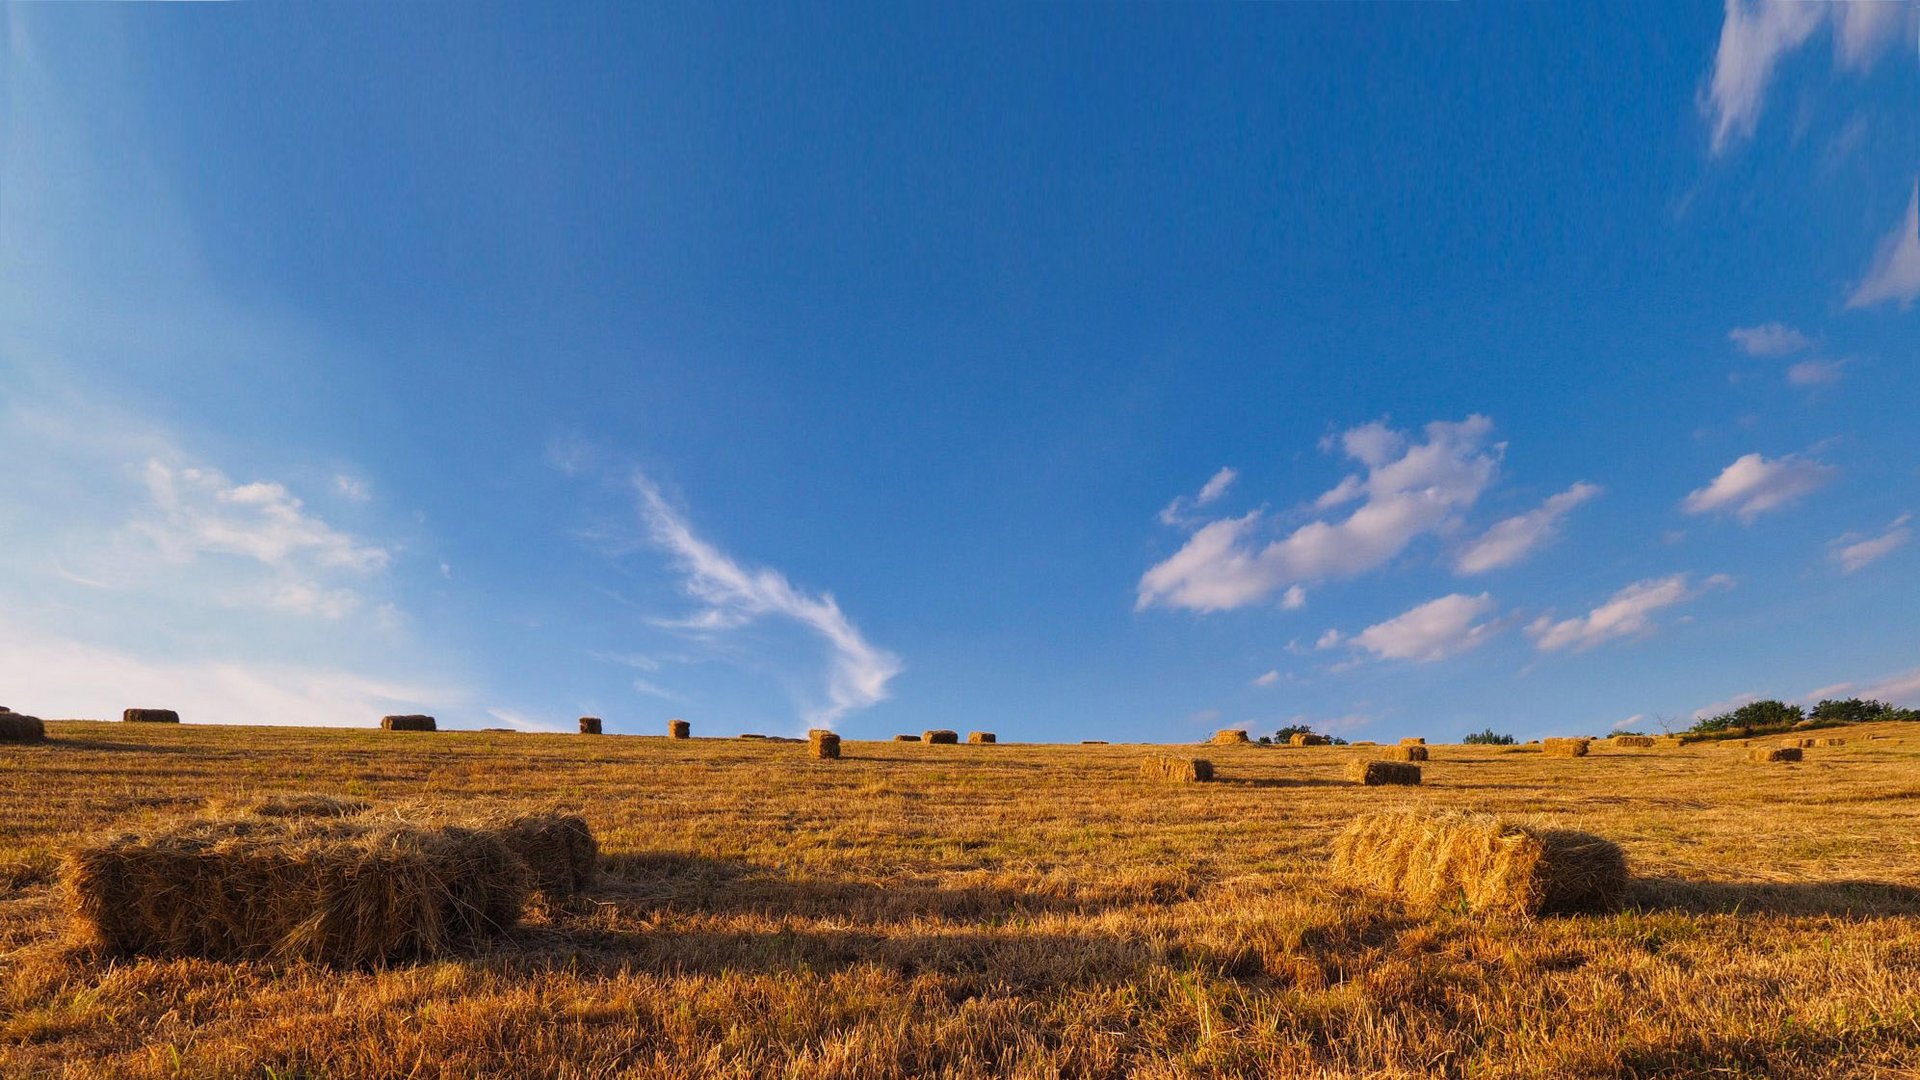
[3, 720, 1920, 1078]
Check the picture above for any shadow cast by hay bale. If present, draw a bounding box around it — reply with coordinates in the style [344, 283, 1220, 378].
[1630, 877, 1920, 918]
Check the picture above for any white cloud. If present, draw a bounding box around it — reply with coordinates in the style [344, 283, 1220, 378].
[0, 621, 452, 727]
[1455, 482, 1601, 574]
[633, 471, 901, 726]
[1158, 467, 1239, 527]
[1530, 573, 1734, 653]
[1848, 182, 1920, 310]
[1728, 322, 1813, 356]
[1829, 514, 1911, 573]
[334, 474, 371, 502]
[1682, 452, 1836, 521]
[1701, 1, 1908, 154]
[137, 460, 391, 573]
[1251, 670, 1281, 688]
[483, 707, 572, 734]
[1860, 665, 1920, 706]
[1692, 691, 1761, 721]
[1348, 593, 1500, 663]
[1786, 358, 1846, 386]
[1613, 714, 1648, 732]
[1314, 628, 1343, 650]
[267, 581, 364, 620]
[1280, 585, 1306, 610]
[1139, 416, 1502, 612]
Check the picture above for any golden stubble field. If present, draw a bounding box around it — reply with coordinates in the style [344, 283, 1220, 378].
[3, 721, 1920, 1079]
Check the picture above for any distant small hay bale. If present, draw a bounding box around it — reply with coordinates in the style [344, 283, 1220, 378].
[1211, 729, 1251, 745]
[380, 715, 437, 732]
[1654, 735, 1687, 748]
[1348, 760, 1421, 786]
[1333, 809, 1627, 916]
[1080, 740, 1109, 745]
[479, 728, 515, 733]
[578, 716, 602, 735]
[1750, 746, 1803, 763]
[923, 730, 959, 745]
[1542, 737, 1590, 758]
[1814, 737, 1847, 747]
[1609, 735, 1655, 748]
[1352, 740, 1379, 747]
[62, 817, 530, 965]
[739, 733, 767, 740]
[668, 719, 690, 739]
[809, 729, 842, 760]
[0, 712, 47, 744]
[1289, 733, 1329, 747]
[967, 731, 996, 745]
[1141, 755, 1214, 783]
[1399, 737, 1426, 746]
[123, 708, 180, 724]
[1869, 734, 1889, 741]
[1386, 744, 1428, 762]
[892, 734, 921, 742]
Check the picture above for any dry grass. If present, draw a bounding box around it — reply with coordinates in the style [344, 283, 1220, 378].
[1752, 746, 1805, 763]
[1543, 737, 1591, 757]
[1140, 755, 1214, 783]
[967, 732, 996, 745]
[4, 720, 1920, 1077]
[380, 714, 436, 732]
[1333, 809, 1628, 917]
[121, 709, 178, 724]
[1385, 744, 1428, 762]
[0, 712, 46, 744]
[1347, 760, 1421, 786]
[809, 730, 842, 760]
[1210, 729, 1251, 745]
[923, 730, 959, 745]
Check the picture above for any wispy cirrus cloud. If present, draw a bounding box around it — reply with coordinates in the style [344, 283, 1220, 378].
[1728, 322, 1813, 356]
[1157, 466, 1238, 527]
[1829, 514, 1911, 574]
[1138, 416, 1502, 612]
[1529, 573, 1734, 652]
[1848, 182, 1920, 310]
[1682, 452, 1836, 522]
[1701, 0, 1911, 155]
[1455, 482, 1601, 574]
[632, 471, 901, 726]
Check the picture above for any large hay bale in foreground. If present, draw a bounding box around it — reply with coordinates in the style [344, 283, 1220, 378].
[62, 817, 531, 965]
[1386, 744, 1428, 762]
[1332, 809, 1627, 916]
[0, 712, 47, 744]
[1609, 735, 1655, 748]
[123, 708, 180, 724]
[1750, 746, 1803, 763]
[1542, 737, 1590, 758]
[892, 734, 921, 742]
[380, 714, 436, 732]
[578, 716, 602, 735]
[967, 731, 996, 745]
[1211, 729, 1251, 745]
[1289, 733, 1329, 747]
[669, 718, 690, 739]
[1141, 755, 1214, 783]
[923, 730, 959, 745]
[809, 729, 842, 760]
[1348, 760, 1421, 786]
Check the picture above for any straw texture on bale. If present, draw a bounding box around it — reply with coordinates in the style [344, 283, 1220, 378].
[892, 734, 921, 742]
[578, 716, 602, 735]
[923, 730, 959, 745]
[1609, 735, 1655, 748]
[380, 714, 436, 732]
[1211, 729, 1251, 745]
[1399, 737, 1426, 746]
[668, 719, 690, 739]
[225, 794, 372, 819]
[1814, 737, 1848, 747]
[1140, 755, 1214, 783]
[1750, 746, 1803, 763]
[62, 817, 531, 965]
[1386, 744, 1428, 762]
[809, 730, 842, 760]
[123, 708, 180, 724]
[475, 812, 597, 896]
[1348, 760, 1421, 786]
[1655, 735, 1688, 748]
[1289, 733, 1329, 747]
[0, 712, 46, 744]
[967, 731, 996, 745]
[1332, 809, 1628, 916]
[1543, 737, 1590, 758]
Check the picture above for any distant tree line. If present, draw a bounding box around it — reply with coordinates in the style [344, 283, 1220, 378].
[1262, 724, 1350, 746]
[1689, 696, 1916, 735]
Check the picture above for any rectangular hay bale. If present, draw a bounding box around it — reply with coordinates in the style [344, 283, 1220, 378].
[1290, 733, 1329, 747]
[578, 716, 602, 735]
[1348, 760, 1421, 786]
[1609, 735, 1655, 748]
[380, 714, 437, 732]
[1399, 737, 1426, 746]
[1542, 737, 1590, 758]
[923, 730, 959, 744]
[123, 708, 180, 724]
[1140, 755, 1214, 783]
[0, 712, 47, 744]
[1211, 729, 1251, 745]
[1386, 744, 1428, 762]
[669, 719, 690, 739]
[892, 734, 921, 742]
[967, 731, 996, 744]
[809, 729, 842, 759]
[1750, 746, 1803, 762]
[1332, 809, 1627, 916]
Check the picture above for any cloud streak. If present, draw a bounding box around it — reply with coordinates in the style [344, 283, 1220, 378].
[1529, 573, 1733, 652]
[1701, 1, 1910, 154]
[1347, 592, 1501, 663]
[633, 472, 901, 726]
[1455, 482, 1601, 574]
[1848, 182, 1920, 310]
[1829, 514, 1911, 574]
[1682, 452, 1836, 522]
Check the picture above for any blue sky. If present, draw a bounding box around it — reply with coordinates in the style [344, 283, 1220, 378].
[2, 4, 1916, 741]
